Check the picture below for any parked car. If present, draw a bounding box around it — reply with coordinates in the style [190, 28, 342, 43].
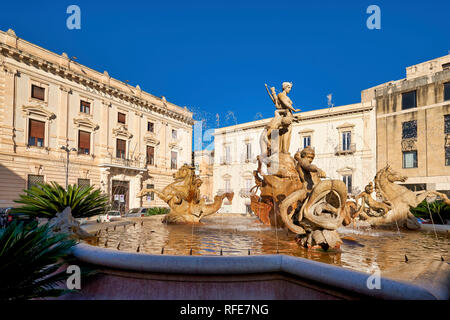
[124, 208, 148, 217]
[108, 210, 122, 221]
[96, 213, 110, 223]
[0, 207, 38, 228]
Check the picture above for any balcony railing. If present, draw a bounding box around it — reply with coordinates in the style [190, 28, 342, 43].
[335, 143, 356, 155]
[217, 188, 233, 195]
[239, 188, 253, 198]
[99, 155, 146, 171]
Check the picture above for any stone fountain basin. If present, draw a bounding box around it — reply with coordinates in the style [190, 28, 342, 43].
[63, 242, 449, 300]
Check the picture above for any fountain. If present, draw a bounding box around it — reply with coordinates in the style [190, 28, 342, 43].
[54, 82, 448, 300]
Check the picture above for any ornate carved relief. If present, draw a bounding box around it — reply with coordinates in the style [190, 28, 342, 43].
[112, 124, 133, 139]
[401, 138, 417, 152]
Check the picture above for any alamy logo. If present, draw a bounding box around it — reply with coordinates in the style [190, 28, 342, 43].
[366, 269, 381, 290]
[66, 5, 81, 30]
[366, 5, 381, 30]
[66, 265, 81, 290]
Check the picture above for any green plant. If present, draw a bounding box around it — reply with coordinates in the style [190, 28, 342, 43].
[11, 182, 109, 218]
[145, 207, 170, 216]
[410, 200, 449, 225]
[0, 221, 76, 300]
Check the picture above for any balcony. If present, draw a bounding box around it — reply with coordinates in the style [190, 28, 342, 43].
[217, 188, 233, 195]
[239, 188, 253, 198]
[335, 143, 356, 155]
[99, 155, 147, 171]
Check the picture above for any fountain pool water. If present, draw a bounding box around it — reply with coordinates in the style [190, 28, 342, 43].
[84, 213, 448, 274]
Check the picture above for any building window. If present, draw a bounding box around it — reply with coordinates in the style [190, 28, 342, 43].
[31, 85, 45, 101]
[146, 146, 155, 165]
[146, 184, 154, 201]
[225, 180, 231, 192]
[342, 175, 352, 194]
[245, 143, 252, 161]
[172, 129, 177, 139]
[303, 136, 311, 148]
[171, 151, 177, 169]
[402, 91, 417, 110]
[80, 101, 91, 114]
[445, 115, 450, 134]
[342, 131, 351, 151]
[225, 145, 231, 163]
[28, 174, 44, 190]
[402, 120, 417, 139]
[403, 151, 418, 168]
[445, 82, 450, 102]
[118, 112, 126, 124]
[78, 130, 90, 155]
[116, 139, 126, 158]
[78, 179, 90, 188]
[148, 121, 154, 132]
[446, 147, 450, 166]
[28, 119, 45, 147]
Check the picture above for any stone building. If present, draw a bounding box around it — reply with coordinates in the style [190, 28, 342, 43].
[213, 102, 377, 214]
[0, 29, 193, 212]
[362, 54, 450, 193]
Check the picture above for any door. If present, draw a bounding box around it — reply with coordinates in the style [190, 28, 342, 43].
[112, 180, 129, 214]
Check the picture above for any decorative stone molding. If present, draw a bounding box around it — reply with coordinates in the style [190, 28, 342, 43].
[29, 164, 43, 175]
[336, 166, 355, 175]
[144, 132, 160, 145]
[112, 124, 133, 139]
[336, 123, 355, 130]
[22, 105, 56, 120]
[401, 138, 417, 152]
[73, 117, 99, 131]
[299, 128, 314, 134]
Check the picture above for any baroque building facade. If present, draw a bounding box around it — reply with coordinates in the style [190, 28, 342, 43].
[213, 102, 377, 214]
[362, 54, 450, 193]
[0, 29, 193, 212]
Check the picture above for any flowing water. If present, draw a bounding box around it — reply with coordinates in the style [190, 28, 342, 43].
[84, 214, 449, 274]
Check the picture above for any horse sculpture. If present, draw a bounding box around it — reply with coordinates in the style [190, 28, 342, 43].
[137, 164, 234, 224]
[357, 165, 446, 229]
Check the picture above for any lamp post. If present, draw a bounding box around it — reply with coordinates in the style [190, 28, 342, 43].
[61, 145, 77, 189]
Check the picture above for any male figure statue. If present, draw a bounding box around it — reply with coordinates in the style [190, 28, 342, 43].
[294, 147, 326, 191]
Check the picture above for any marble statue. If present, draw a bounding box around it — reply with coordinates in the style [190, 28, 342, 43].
[251, 83, 351, 250]
[138, 164, 234, 224]
[354, 164, 448, 230]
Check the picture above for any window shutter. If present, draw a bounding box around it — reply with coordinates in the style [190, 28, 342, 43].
[118, 112, 126, 124]
[117, 139, 126, 153]
[29, 119, 45, 139]
[32, 85, 45, 101]
[147, 146, 154, 164]
[78, 131, 90, 149]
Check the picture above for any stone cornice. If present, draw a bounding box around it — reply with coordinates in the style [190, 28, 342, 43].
[0, 42, 194, 126]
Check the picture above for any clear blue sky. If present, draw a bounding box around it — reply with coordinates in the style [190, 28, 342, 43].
[1, 0, 449, 137]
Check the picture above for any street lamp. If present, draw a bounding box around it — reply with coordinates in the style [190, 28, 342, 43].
[61, 145, 77, 189]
